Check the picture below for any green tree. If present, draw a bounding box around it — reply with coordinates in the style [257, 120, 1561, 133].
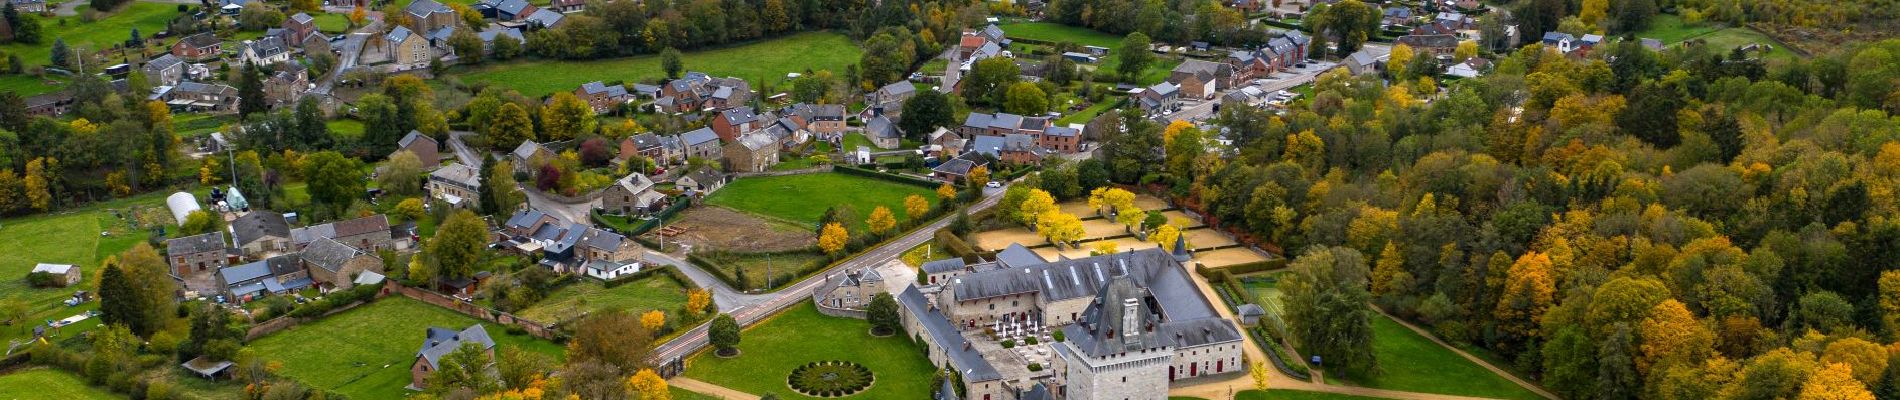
[449, 29, 485, 64]
[430, 342, 501, 394]
[709, 313, 741, 356]
[301, 151, 365, 217]
[898, 90, 954, 141]
[357, 94, 404, 155]
[866, 293, 900, 335]
[96, 262, 147, 336]
[488, 160, 527, 214]
[1003, 82, 1049, 115]
[429, 210, 489, 281]
[542, 92, 597, 141]
[1116, 32, 1154, 82]
[1280, 246, 1378, 378]
[237, 62, 267, 119]
[490, 102, 536, 150]
[661, 47, 684, 79]
[964, 57, 1021, 106]
[379, 150, 426, 197]
[179, 210, 223, 236]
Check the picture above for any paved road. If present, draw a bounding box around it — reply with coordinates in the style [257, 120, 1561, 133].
[446, 131, 485, 168]
[520, 184, 598, 226]
[643, 252, 770, 314]
[646, 184, 1009, 365]
[1169, 44, 1391, 123]
[312, 20, 376, 97]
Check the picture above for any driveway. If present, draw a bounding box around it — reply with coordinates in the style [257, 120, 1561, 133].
[445, 131, 485, 168]
[520, 185, 597, 226]
[646, 182, 1011, 366]
[642, 252, 770, 314]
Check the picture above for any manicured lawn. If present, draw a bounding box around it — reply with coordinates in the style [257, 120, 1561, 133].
[672, 387, 721, 400]
[1690, 27, 1797, 63]
[1239, 273, 1286, 316]
[1322, 314, 1542, 400]
[899, 240, 947, 268]
[327, 118, 365, 140]
[1634, 14, 1720, 44]
[703, 172, 937, 232]
[455, 32, 863, 97]
[0, 368, 120, 399]
[683, 303, 937, 399]
[998, 22, 1177, 85]
[1056, 100, 1118, 125]
[0, 189, 174, 345]
[0, 74, 65, 96]
[512, 275, 689, 324]
[311, 12, 354, 33]
[1234, 389, 1389, 400]
[248, 297, 565, 399]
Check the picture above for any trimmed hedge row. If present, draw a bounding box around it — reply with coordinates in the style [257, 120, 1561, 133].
[1219, 257, 1289, 275]
[1201, 267, 1310, 379]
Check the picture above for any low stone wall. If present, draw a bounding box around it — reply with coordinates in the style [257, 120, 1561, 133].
[523, 185, 607, 204]
[392, 284, 561, 340]
[732, 164, 834, 178]
[244, 298, 376, 341]
[810, 283, 869, 320]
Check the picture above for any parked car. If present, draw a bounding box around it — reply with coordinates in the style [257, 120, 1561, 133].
[986, 181, 1002, 188]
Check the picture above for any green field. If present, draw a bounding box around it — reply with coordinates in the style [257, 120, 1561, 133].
[311, 12, 353, 33]
[0, 75, 65, 97]
[997, 22, 1178, 85]
[0, 1, 179, 96]
[248, 297, 565, 399]
[455, 32, 863, 97]
[1239, 274, 1286, 317]
[1234, 389, 1389, 400]
[512, 275, 689, 324]
[697, 249, 828, 290]
[1323, 314, 1542, 400]
[703, 172, 937, 232]
[1634, 15, 1796, 63]
[682, 303, 937, 399]
[0, 368, 121, 399]
[1633, 14, 1721, 44]
[0, 189, 175, 345]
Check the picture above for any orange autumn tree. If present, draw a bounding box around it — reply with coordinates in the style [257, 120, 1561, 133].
[1638, 300, 1715, 374]
[1797, 362, 1875, 400]
[1495, 252, 1556, 341]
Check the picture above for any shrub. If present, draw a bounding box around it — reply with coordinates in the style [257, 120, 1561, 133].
[1026, 337, 1038, 345]
[1052, 330, 1065, 342]
[787, 360, 873, 396]
[25, 272, 62, 288]
[1027, 363, 1043, 372]
[1001, 339, 1016, 349]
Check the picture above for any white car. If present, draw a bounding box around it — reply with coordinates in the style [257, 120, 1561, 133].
[986, 181, 1002, 188]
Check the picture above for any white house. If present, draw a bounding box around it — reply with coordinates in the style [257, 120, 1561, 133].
[579, 260, 642, 280]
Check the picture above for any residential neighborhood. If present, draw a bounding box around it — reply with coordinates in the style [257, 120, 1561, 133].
[0, 0, 1896, 398]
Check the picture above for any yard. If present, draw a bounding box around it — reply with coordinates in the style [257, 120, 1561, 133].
[247, 297, 565, 399]
[511, 275, 689, 324]
[1634, 14, 1797, 63]
[310, 12, 353, 33]
[0, 368, 120, 399]
[702, 172, 938, 233]
[1321, 314, 1543, 400]
[666, 206, 816, 252]
[0, 1, 180, 96]
[0, 190, 172, 345]
[682, 303, 937, 399]
[998, 22, 1180, 85]
[455, 32, 863, 97]
[695, 249, 829, 291]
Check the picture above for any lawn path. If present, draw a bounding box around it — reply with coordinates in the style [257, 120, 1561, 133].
[669, 377, 762, 400]
[1370, 307, 1559, 400]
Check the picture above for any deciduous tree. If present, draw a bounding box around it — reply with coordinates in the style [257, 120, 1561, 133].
[867, 206, 897, 235]
[818, 223, 849, 254]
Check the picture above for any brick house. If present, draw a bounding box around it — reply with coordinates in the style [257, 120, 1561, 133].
[395, 131, 441, 167]
[618, 133, 665, 164]
[282, 13, 319, 46]
[710, 106, 760, 141]
[411, 325, 497, 389]
[575, 81, 631, 114]
[172, 33, 223, 62]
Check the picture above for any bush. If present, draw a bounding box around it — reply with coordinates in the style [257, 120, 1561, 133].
[25, 271, 62, 288]
[1027, 363, 1043, 372]
[1026, 337, 1038, 345]
[1001, 339, 1016, 349]
[1052, 330, 1065, 342]
[787, 360, 874, 396]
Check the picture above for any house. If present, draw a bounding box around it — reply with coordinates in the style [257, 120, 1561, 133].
[1136, 82, 1181, 115]
[930, 152, 988, 183]
[681, 127, 722, 160]
[677, 169, 725, 195]
[1541, 32, 1576, 54]
[477, 28, 525, 54]
[724, 132, 780, 172]
[656, 134, 686, 165]
[172, 33, 223, 62]
[866, 115, 902, 149]
[395, 131, 441, 166]
[379, 26, 433, 71]
[818, 267, 885, 310]
[968, 134, 1047, 164]
[788, 103, 846, 137]
[152, 82, 240, 113]
[710, 106, 761, 141]
[1227, 0, 1259, 13]
[289, 214, 399, 251]
[301, 32, 332, 54]
[405, 0, 458, 33]
[576, 81, 631, 114]
[143, 54, 186, 87]
[1578, 34, 1604, 52]
[547, 0, 584, 12]
[283, 13, 319, 45]
[264, 64, 309, 106]
[654, 72, 752, 113]
[428, 162, 482, 209]
[600, 173, 665, 215]
[866, 81, 916, 118]
[301, 237, 384, 290]
[411, 325, 497, 389]
[217, 254, 311, 302]
[619, 133, 664, 164]
[1395, 34, 1460, 57]
[1382, 6, 1414, 26]
[1039, 125, 1081, 153]
[232, 211, 292, 256]
[29, 263, 81, 287]
[501, 209, 562, 238]
[761, 116, 810, 147]
[578, 260, 641, 280]
[524, 9, 565, 29]
[23, 92, 73, 117]
[167, 232, 230, 282]
[510, 140, 556, 168]
[1169, 59, 1232, 99]
[481, 0, 537, 21]
[1344, 50, 1382, 75]
[1445, 58, 1487, 78]
[501, 210, 641, 270]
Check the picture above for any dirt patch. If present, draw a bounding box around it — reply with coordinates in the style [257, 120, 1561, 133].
[972, 227, 1045, 251]
[666, 206, 815, 252]
[1181, 228, 1236, 250]
[1194, 248, 1271, 268]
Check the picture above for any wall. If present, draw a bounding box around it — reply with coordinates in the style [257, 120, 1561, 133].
[731, 164, 833, 178]
[391, 284, 561, 340]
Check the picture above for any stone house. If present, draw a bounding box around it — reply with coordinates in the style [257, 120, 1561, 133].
[217, 254, 310, 301]
[29, 263, 81, 287]
[411, 325, 497, 389]
[428, 162, 482, 209]
[681, 127, 723, 161]
[723, 132, 780, 173]
[301, 237, 385, 290]
[866, 81, 915, 118]
[395, 131, 441, 167]
[143, 54, 186, 87]
[167, 232, 230, 281]
[231, 211, 292, 256]
[601, 173, 665, 215]
[380, 26, 433, 71]
[677, 169, 724, 195]
[866, 115, 902, 149]
[819, 268, 885, 310]
[789, 103, 846, 138]
[264, 64, 309, 107]
[290, 214, 397, 251]
[404, 0, 458, 34]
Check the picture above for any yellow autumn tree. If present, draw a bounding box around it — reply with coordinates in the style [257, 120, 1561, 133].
[1037, 211, 1085, 245]
[1284, 130, 1325, 169]
[685, 289, 711, 316]
[1152, 224, 1182, 252]
[1638, 299, 1716, 374]
[1797, 362, 1875, 400]
[1387, 43, 1415, 78]
[937, 183, 958, 199]
[625, 369, 671, 400]
[1370, 243, 1406, 297]
[904, 194, 930, 220]
[1162, 120, 1196, 147]
[1878, 270, 1900, 340]
[349, 6, 367, 27]
[1495, 251, 1556, 339]
[1819, 338, 1890, 385]
[640, 310, 666, 331]
[1251, 361, 1270, 391]
[1579, 0, 1608, 27]
[1018, 189, 1057, 226]
[967, 165, 991, 188]
[1093, 241, 1119, 255]
[1455, 40, 1479, 62]
[200, 156, 223, 186]
[1115, 205, 1146, 231]
[868, 206, 898, 235]
[819, 223, 849, 254]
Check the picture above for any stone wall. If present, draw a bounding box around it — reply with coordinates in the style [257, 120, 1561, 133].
[391, 284, 561, 340]
[731, 164, 833, 178]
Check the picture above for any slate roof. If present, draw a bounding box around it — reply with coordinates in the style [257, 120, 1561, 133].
[1396, 34, 1459, 49]
[525, 8, 564, 26]
[147, 54, 184, 71]
[681, 127, 719, 146]
[169, 232, 228, 255]
[921, 258, 968, 274]
[1056, 251, 1243, 358]
[720, 107, 758, 126]
[399, 130, 436, 150]
[1044, 125, 1079, 137]
[179, 32, 221, 48]
[994, 243, 1046, 268]
[478, 27, 525, 44]
[683, 169, 723, 187]
[1541, 31, 1574, 43]
[431, 162, 481, 187]
[302, 237, 368, 273]
[874, 81, 915, 99]
[512, 140, 548, 160]
[405, 0, 452, 16]
[867, 115, 900, 139]
[734, 132, 776, 151]
[386, 26, 415, 44]
[232, 211, 290, 246]
[332, 215, 392, 238]
[580, 81, 628, 97]
[31, 263, 74, 274]
[219, 254, 303, 286]
[289, 12, 315, 25]
[897, 286, 1003, 381]
[493, 0, 530, 15]
[933, 158, 977, 176]
[416, 324, 496, 370]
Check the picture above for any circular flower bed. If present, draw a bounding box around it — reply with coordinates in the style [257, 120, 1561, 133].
[787, 360, 874, 397]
